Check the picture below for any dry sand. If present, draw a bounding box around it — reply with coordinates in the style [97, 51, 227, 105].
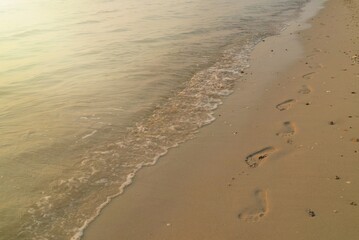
[83, 0, 359, 239]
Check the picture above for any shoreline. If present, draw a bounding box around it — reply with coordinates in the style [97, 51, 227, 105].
[83, 0, 359, 239]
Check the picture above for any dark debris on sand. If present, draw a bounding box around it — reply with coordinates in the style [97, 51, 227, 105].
[306, 209, 316, 217]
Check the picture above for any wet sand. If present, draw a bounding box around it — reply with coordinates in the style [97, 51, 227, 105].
[83, 0, 359, 239]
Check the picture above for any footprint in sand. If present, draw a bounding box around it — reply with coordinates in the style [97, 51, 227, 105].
[298, 85, 312, 94]
[302, 72, 315, 79]
[245, 147, 276, 168]
[276, 99, 295, 111]
[238, 189, 268, 222]
[276, 121, 296, 137]
[276, 121, 296, 144]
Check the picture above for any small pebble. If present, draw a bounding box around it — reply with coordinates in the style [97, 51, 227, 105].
[335, 175, 341, 180]
[350, 202, 357, 206]
[329, 121, 335, 125]
[307, 209, 316, 217]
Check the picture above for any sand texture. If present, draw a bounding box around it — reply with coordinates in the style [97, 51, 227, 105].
[83, 0, 359, 239]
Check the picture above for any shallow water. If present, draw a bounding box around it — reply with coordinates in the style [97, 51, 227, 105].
[0, 0, 310, 239]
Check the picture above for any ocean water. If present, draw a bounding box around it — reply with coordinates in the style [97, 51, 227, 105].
[0, 0, 311, 239]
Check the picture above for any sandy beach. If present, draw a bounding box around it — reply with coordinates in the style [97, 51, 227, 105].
[83, 0, 359, 239]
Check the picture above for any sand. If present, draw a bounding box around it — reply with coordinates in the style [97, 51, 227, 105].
[83, 0, 359, 239]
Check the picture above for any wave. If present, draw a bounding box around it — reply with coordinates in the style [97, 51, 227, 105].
[11, 36, 258, 240]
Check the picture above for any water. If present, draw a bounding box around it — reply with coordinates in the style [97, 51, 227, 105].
[0, 0, 311, 239]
